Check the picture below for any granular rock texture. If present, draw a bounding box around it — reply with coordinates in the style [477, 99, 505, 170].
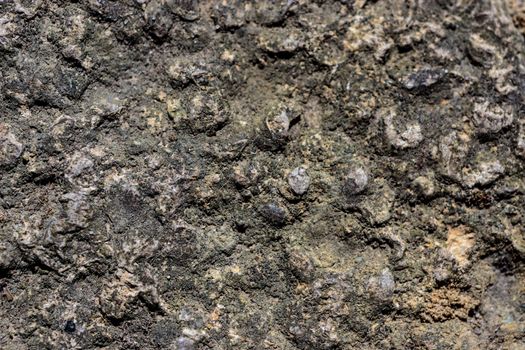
[1, 0, 525, 349]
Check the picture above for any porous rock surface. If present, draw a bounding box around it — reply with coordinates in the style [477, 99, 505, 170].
[0, 1, 524, 349]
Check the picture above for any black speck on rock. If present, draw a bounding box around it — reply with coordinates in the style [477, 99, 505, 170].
[64, 320, 76, 333]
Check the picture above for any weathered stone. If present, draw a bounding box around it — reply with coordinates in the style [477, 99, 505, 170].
[472, 101, 513, 135]
[168, 91, 229, 135]
[144, 0, 173, 40]
[342, 166, 369, 196]
[288, 167, 310, 195]
[517, 121, 525, 159]
[383, 110, 424, 149]
[1, 1, 524, 349]
[258, 28, 305, 54]
[256, 104, 297, 151]
[401, 68, 446, 90]
[461, 155, 505, 188]
[367, 268, 395, 301]
[0, 123, 23, 168]
[358, 179, 395, 226]
[412, 174, 436, 198]
[259, 202, 288, 226]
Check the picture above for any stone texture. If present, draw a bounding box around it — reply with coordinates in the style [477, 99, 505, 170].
[0, 1, 524, 349]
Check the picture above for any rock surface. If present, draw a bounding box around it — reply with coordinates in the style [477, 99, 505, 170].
[0, 1, 524, 349]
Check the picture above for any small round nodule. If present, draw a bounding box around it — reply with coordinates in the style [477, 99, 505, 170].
[412, 175, 435, 198]
[256, 105, 296, 151]
[288, 167, 310, 195]
[367, 268, 395, 301]
[259, 203, 287, 226]
[265, 109, 290, 137]
[343, 167, 369, 196]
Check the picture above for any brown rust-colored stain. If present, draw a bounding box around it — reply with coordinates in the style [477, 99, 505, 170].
[446, 225, 476, 267]
[422, 288, 480, 322]
[510, 0, 525, 33]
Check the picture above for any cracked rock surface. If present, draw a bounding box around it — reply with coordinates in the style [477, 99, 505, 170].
[1, 0, 525, 349]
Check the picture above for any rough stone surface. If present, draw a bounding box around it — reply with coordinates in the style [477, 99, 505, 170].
[288, 167, 310, 195]
[0, 1, 524, 349]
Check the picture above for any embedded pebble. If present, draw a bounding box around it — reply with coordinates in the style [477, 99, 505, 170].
[175, 337, 195, 350]
[92, 92, 125, 119]
[256, 105, 294, 151]
[167, 55, 213, 87]
[232, 161, 261, 188]
[212, 2, 246, 29]
[259, 202, 288, 226]
[144, 0, 173, 40]
[367, 268, 396, 301]
[64, 320, 76, 333]
[343, 166, 369, 196]
[266, 109, 290, 137]
[468, 33, 497, 67]
[401, 68, 446, 90]
[65, 152, 94, 180]
[358, 179, 395, 225]
[472, 101, 513, 135]
[0, 123, 23, 168]
[433, 266, 452, 284]
[288, 167, 310, 195]
[412, 175, 436, 198]
[62, 191, 93, 230]
[461, 158, 505, 188]
[288, 248, 315, 282]
[384, 112, 423, 149]
[168, 91, 229, 135]
[258, 28, 305, 54]
[517, 122, 525, 159]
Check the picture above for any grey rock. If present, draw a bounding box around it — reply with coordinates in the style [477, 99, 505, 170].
[259, 202, 288, 226]
[435, 130, 471, 181]
[472, 101, 513, 135]
[232, 160, 262, 188]
[168, 91, 229, 136]
[62, 191, 92, 230]
[266, 108, 290, 138]
[144, 0, 173, 40]
[343, 166, 369, 196]
[384, 113, 424, 150]
[401, 68, 446, 90]
[258, 28, 305, 54]
[212, 2, 246, 29]
[92, 91, 125, 119]
[256, 105, 295, 151]
[65, 152, 94, 180]
[176, 337, 195, 350]
[461, 157, 505, 188]
[367, 268, 395, 301]
[412, 174, 436, 198]
[517, 121, 525, 159]
[167, 55, 213, 87]
[358, 178, 395, 225]
[0, 123, 23, 168]
[468, 33, 498, 67]
[54, 67, 90, 100]
[288, 167, 310, 195]
[287, 248, 315, 282]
